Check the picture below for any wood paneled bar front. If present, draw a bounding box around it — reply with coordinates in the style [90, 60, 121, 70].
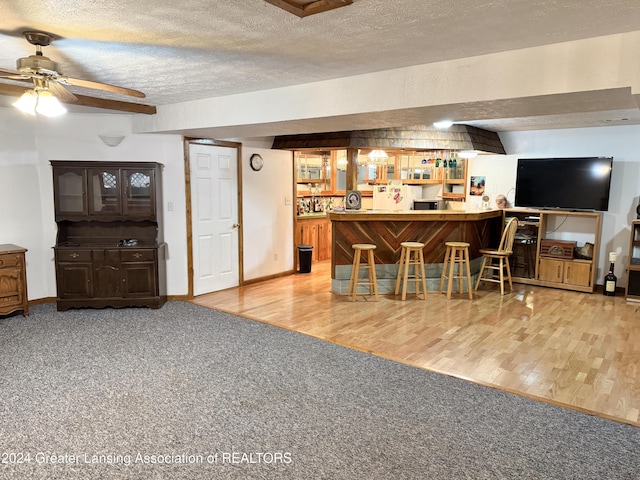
[328, 210, 503, 294]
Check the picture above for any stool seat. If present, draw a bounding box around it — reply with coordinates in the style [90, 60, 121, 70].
[439, 241, 473, 300]
[348, 244, 379, 301]
[400, 241, 425, 248]
[445, 241, 469, 248]
[395, 242, 427, 300]
[352, 243, 377, 250]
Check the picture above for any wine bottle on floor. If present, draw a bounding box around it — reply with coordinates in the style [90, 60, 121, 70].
[604, 252, 617, 296]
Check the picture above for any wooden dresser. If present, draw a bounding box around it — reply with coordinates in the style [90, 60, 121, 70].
[0, 244, 28, 316]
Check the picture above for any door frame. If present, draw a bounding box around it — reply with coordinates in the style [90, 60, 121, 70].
[183, 137, 244, 298]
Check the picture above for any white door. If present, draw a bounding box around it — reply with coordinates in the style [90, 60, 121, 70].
[189, 143, 240, 295]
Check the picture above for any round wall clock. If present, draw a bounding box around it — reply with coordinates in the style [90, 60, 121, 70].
[249, 153, 264, 171]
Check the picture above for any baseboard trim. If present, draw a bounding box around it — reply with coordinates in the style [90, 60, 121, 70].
[243, 269, 296, 286]
[28, 297, 56, 306]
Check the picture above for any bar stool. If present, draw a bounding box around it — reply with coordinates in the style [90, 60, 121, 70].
[394, 242, 427, 300]
[348, 244, 379, 302]
[439, 241, 473, 300]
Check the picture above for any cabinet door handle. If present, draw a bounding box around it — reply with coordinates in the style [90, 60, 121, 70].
[97, 265, 119, 271]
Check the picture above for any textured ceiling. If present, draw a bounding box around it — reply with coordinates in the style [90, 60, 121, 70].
[2, 0, 640, 133]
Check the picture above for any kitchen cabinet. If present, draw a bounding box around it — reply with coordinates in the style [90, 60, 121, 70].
[51, 161, 166, 310]
[355, 150, 469, 201]
[295, 215, 332, 265]
[538, 258, 591, 287]
[504, 208, 601, 293]
[441, 157, 467, 201]
[0, 244, 28, 316]
[317, 221, 332, 261]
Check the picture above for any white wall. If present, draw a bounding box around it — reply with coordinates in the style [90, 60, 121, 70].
[0, 109, 188, 300]
[469, 125, 640, 284]
[241, 146, 294, 281]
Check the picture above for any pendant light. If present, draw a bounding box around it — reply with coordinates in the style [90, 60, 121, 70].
[367, 149, 389, 166]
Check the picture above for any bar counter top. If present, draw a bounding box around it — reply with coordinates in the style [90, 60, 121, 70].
[328, 209, 502, 221]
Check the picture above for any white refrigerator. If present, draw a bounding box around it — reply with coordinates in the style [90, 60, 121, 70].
[372, 185, 414, 211]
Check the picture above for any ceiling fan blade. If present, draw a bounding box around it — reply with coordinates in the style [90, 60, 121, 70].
[0, 83, 156, 115]
[0, 67, 30, 80]
[60, 76, 146, 98]
[48, 81, 78, 103]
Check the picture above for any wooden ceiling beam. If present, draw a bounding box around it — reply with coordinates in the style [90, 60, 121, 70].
[264, 0, 353, 18]
[0, 83, 156, 115]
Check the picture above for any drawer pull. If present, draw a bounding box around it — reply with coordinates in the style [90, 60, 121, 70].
[133, 253, 142, 258]
[70, 253, 79, 259]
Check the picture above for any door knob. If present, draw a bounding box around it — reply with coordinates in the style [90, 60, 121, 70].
[232, 223, 240, 229]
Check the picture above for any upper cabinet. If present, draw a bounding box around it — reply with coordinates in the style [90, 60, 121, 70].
[293, 148, 470, 200]
[295, 151, 333, 193]
[52, 161, 161, 221]
[54, 167, 88, 216]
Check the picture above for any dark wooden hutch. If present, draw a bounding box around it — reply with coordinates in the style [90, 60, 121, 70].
[51, 161, 167, 311]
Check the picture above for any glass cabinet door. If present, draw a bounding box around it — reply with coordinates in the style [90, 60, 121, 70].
[123, 169, 155, 216]
[88, 168, 121, 215]
[55, 168, 87, 215]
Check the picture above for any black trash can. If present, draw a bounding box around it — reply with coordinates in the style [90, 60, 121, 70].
[297, 244, 313, 273]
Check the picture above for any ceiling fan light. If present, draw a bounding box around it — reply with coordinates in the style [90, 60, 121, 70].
[35, 90, 67, 117]
[433, 120, 454, 129]
[12, 89, 38, 115]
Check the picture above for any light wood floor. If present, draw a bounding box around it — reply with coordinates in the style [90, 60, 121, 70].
[191, 260, 640, 427]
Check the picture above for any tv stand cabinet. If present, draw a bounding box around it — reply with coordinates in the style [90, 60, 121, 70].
[504, 208, 601, 293]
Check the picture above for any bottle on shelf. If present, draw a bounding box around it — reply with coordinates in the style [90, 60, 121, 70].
[604, 252, 617, 296]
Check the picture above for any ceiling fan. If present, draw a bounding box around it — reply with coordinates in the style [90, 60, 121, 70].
[0, 31, 155, 115]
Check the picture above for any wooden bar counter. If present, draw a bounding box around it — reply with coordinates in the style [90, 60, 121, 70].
[328, 209, 503, 294]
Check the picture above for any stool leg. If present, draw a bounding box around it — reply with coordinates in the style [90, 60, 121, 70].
[368, 249, 379, 301]
[351, 251, 361, 301]
[348, 251, 357, 299]
[475, 256, 488, 290]
[418, 249, 427, 300]
[401, 248, 411, 301]
[395, 247, 406, 295]
[505, 256, 513, 293]
[446, 247, 456, 300]
[456, 250, 464, 296]
[439, 246, 451, 294]
[463, 248, 473, 299]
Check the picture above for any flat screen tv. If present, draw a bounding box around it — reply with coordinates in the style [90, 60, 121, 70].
[514, 157, 613, 211]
